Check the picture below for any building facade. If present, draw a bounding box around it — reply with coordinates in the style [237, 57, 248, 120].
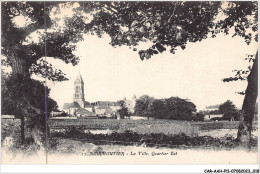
[93, 101, 121, 117]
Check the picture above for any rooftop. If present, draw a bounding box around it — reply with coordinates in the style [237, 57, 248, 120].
[75, 108, 95, 116]
[63, 102, 81, 110]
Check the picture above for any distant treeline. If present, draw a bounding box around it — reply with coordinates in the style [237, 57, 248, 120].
[134, 95, 204, 121]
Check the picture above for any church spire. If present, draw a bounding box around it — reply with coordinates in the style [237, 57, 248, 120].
[73, 72, 85, 108]
[75, 72, 84, 84]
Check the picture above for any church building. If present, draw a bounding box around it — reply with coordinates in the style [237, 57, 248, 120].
[62, 73, 137, 118]
[63, 73, 95, 117]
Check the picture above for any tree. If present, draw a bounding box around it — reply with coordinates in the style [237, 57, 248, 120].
[117, 100, 129, 118]
[216, 2, 258, 147]
[149, 97, 197, 120]
[1, 2, 81, 80]
[134, 95, 154, 119]
[1, 2, 82, 144]
[222, 52, 258, 146]
[218, 100, 236, 114]
[192, 112, 205, 121]
[149, 99, 167, 119]
[1, 73, 58, 144]
[223, 111, 240, 121]
[164, 97, 197, 120]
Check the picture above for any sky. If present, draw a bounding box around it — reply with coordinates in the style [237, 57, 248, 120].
[43, 33, 257, 111]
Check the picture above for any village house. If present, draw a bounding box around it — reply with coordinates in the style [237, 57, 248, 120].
[92, 101, 120, 118]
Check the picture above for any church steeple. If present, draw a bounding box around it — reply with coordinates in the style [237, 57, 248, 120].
[73, 72, 85, 108]
[75, 72, 84, 84]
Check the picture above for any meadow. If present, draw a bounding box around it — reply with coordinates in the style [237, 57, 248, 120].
[49, 118, 199, 137]
[48, 118, 258, 137]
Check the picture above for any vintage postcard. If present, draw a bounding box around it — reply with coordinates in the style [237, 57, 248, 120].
[1, 1, 259, 168]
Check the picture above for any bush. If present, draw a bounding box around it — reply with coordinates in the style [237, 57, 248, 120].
[64, 126, 85, 138]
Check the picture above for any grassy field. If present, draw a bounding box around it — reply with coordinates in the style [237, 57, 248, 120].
[49, 118, 258, 137]
[49, 119, 200, 137]
[193, 121, 258, 130]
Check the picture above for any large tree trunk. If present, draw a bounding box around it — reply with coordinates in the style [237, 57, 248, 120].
[10, 56, 31, 144]
[237, 51, 258, 148]
[10, 56, 31, 77]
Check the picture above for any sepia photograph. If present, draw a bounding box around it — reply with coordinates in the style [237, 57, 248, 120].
[0, 0, 259, 170]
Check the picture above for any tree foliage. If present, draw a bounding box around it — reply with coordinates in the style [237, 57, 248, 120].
[149, 97, 198, 120]
[223, 111, 240, 121]
[117, 100, 129, 118]
[74, 2, 222, 60]
[1, 1, 82, 80]
[215, 2, 258, 44]
[67, 2, 257, 60]
[1, 74, 57, 124]
[218, 100, 237, 114]
[223, 54, 256, 95]
[135, 96, 201, 121]
[2, 1, 257, 84]
[134, 95, 154, 118]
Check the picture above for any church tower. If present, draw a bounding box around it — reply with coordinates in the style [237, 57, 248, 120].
[73, 73, 85, 108]
[132, 94, 137, 113]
